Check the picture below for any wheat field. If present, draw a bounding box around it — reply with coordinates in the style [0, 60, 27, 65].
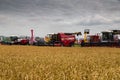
[0, 45, 120, 80]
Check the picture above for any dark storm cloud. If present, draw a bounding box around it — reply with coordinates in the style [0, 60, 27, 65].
[0, 0, 120, 15]
[0, 0, 120, 36]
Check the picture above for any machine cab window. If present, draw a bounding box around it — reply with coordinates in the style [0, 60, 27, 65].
[102, 31, 113, 41]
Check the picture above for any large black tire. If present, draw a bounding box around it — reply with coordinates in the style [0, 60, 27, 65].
[81, 41, 85, 47]
[118, 40, 120, 46]
[69, 42, 74, 47]
[60, 42, 64, 47]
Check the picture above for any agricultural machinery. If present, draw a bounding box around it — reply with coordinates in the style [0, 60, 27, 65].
[0, 36, 18, 45]
[0, 29, 120, 47]
[81, 30, 120, 47]
[0, 36, 29, 45]
[44, 33, 77, 47]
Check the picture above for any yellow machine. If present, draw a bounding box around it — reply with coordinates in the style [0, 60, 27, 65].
[84, 29, 90, 43]
[44, 34, 53, 43]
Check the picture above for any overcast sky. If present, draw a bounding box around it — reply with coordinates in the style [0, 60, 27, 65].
[0, 0, 120, 37]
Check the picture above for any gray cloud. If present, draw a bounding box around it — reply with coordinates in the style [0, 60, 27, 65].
[0, 0, 120, 36]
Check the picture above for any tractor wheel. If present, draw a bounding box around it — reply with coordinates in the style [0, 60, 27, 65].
[70, 42, 74, 47]
[81, 41, 85, 47]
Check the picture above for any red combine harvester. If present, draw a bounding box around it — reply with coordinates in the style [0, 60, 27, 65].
[45, 33, 76, 47]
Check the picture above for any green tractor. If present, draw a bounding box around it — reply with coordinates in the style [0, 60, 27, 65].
[1, 36, 18, 45]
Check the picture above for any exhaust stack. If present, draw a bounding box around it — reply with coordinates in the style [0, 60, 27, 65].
[30, 29, 34, 45]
